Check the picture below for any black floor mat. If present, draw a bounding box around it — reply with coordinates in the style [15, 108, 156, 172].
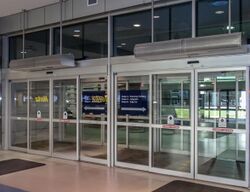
[0, 184, 28, 192]
[153, 180, 242, 192]
[0, 159, 45, 176]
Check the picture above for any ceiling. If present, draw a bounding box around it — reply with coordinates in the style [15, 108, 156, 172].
[0, 0, 59, 17]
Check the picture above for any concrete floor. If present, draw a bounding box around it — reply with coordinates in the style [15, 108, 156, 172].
[0, 150, 248, 192]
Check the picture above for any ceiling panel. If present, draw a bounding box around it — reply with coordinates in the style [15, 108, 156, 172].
[0, 0, 58, 17]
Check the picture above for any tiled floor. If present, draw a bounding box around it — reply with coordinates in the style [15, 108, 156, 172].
[0, 150, 248, 192]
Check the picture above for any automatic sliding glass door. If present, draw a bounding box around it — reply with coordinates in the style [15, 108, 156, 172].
[80, 77, 108, 163]
[196, 70, 247, 186]
[10, 82, 28, 150]
[151, 73, 193, 176]
[53, 79, 77, 159]
[29, 80, 50, 153]
[115, 75, 149, 168]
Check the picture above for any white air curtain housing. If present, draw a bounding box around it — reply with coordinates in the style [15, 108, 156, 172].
[134, 33, 248, 61]
[9, 54, 75, 72]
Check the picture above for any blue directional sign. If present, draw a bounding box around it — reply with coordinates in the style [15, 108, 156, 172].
[82, 91, 107, 115]
[119, 90, 148, 116]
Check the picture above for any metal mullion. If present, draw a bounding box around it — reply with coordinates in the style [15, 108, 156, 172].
[228, 0, 232, 34]
[49, 78, 53, 156]
[245, 67, 249, 187]
[194, 69, 199, 179]
[76, 76, 80, 160]
[192, 0, 196, 38]
[149, 74, 153, 169]
[27, 80, 30, 151]
[114, 74, 118, 166]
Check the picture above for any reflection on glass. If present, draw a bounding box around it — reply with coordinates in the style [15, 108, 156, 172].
[9, 35, 23, 61]
[198, 71, 246, 129]
[29, 81, 50, 152]
[80, 124, 107, 160]
[24, 30, 49, 58]
[117, 76, 149, 123]
[198, 131, 245, 180]
[80, 77, 107, 160]
[117, 126, 149, 165]
[54, 19, 108, 60]
[232, 0, 250, 43]
[198, 71, 246, 181]
[53, 122, 76, 156]
[53, 79, 77, 157]
[152, 74, 191, 172]
[197, 0, 229, 36]
[11, 82, 27, 149]
[53, 79, 77, 119]
[113, 10, 151, 56]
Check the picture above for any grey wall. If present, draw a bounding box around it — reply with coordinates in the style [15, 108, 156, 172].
[0, 0, 155, 35]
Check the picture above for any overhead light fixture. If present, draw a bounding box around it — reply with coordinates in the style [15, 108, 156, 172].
[212, 0, 228, 7]
[117, 45, 122, 48]
[73, 34, 80, 38]
[215, 10, 224, 14]
[133, 24, 141, 28]
[74, 29, 81, 33]
[20, 51, 27, 54]
[154, 15, 160, 19]
[226, 26, 235, 30]
[121, 43, 127, 46]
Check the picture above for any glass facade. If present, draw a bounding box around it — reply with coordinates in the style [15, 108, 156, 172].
[154, 2, 192, 41]
[232, 0, 250, 43]
[113, 10, 151, 56]
[196, 0, 229, 36]
[24, 30, 49, 58]
[7, 2, 250, 60]
[9, 30, 49, 61]
[9, 35, 23, 61]
[54, 19, 108, 60]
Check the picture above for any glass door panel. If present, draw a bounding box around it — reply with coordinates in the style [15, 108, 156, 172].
[53, 79, 77, 159]
[116, 75, 149, 166]
[29, 80, 50, 152]
[152, 74, 192, 173]
[80, 77, 107, 161]
[197, 71, 246, 181]
[10, 82, 28, 149]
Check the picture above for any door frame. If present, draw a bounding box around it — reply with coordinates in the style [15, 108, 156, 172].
[194, 67, 249, 187]
[114, 70, 194, 178]
[79, 74, 109, 165]
[51, 76, 79, 161]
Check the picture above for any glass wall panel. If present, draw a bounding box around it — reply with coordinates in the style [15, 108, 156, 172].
[54, 19, 108, 60]
[54, 24, 83, 59]
[80, 77, 108, 160]
[232, 0, 250, 43]
[11, 82, 28, 148]
[116, 75, 149, 166]
[170, 3, 192, 39]
[197, 0, 229, 36]
[53, 79, 77, 158]
[9, 35, 23, 61]
[83, 19, 108, 59]
[113, 11, 151, 56]
[152, 74, 191, 173]
[24, 30, 49, 58]
[29, 81, 50, 152]
[197, 71, 246, 181]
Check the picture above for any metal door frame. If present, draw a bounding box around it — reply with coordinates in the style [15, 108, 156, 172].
[79, 74, 109, 165]
[28, 78, 52, 156]
[149, 70, 194, 179]
[114, 70, 194, 178]
[194, 67, 249, 187]
[8, 80, 28, 153]
[51, 76, 79, 161]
